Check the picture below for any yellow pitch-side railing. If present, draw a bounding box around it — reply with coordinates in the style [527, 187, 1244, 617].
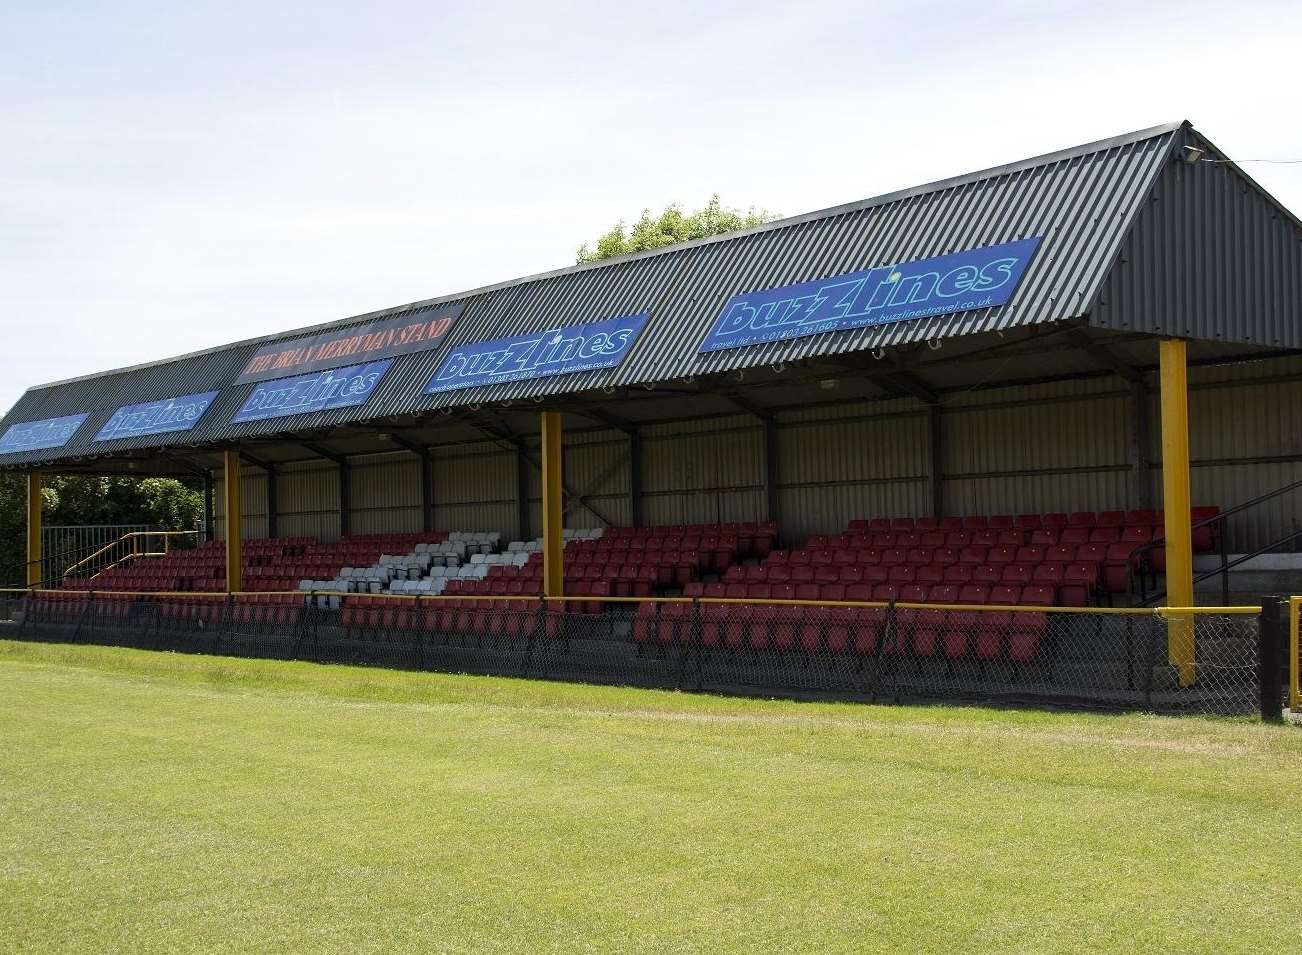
[0, 586, 1261, 615]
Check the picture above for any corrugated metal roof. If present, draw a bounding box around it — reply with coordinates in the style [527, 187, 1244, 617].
[1091, 126, 1302, 346]
[4, 119, 1298, 471]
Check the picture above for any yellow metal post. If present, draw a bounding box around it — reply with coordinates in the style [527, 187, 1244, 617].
[26, 472, 42, 587]
[540, 412, 564, 599]
[223, 450, 243, 593]
[1159, 339, 1195, 686]
[1290, 597, 1300, 711]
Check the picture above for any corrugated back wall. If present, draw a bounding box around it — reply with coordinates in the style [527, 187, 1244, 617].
[350, 456, 421, 536]
[216, 356, 1302, 553]
[433, 440, 518, 540]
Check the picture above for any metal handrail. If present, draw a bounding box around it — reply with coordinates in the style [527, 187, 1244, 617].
[1140, 526, 1302, 606]
[1132, 476, 1302, 562]
[61, 530, 198, 577]
[1131, 476, 1302, 605]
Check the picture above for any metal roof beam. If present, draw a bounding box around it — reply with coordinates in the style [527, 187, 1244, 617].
[1068, 329, 1145, 384]
[234, 449, 277, 472]
[880, 369, 939, 406]
[383, 432, 428, 456]
[721, 390, 775, 422]
[573, 407, 637, 435]
[298, 442, 348, 466]
[159, 451, 211, 478]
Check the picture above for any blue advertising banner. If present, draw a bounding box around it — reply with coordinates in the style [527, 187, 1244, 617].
[238, 304, 463, 384]
[94, 391, 219, 442]
[424, 312, 650, 394]
[232, 359, 393, 423]
[698, 237, 1042, 353]
[0, 413, 89, 455]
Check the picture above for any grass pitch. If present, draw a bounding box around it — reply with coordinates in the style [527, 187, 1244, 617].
[1, 639, 1299, 954]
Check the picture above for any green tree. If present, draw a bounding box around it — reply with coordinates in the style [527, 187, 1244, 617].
[0, 475, 202, 586]
[577, 195, 780, 263]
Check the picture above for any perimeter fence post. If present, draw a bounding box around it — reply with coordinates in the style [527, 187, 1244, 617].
[413, 595, 425, 670]
[1258, 597, 1283, 723]
[73, 591, 93, 643]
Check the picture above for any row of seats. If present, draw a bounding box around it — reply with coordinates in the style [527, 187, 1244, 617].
[724, 561, 1097, 604]
[808, 525, 1169, 550]
[634, 600, 1045, 663]
[848, 508, 1218, 532]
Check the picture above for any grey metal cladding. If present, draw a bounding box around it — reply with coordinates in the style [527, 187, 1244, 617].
[12, 118, 1295, 470]
[1090, 127, 1302, 348]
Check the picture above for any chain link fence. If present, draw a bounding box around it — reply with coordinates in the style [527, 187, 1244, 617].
[0, 591, 1267, 716]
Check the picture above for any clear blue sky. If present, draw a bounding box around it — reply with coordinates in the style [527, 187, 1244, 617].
[2, 0, 1299, 414]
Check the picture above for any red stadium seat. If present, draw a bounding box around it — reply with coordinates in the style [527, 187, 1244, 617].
[1019, 585, 1055, 607]
[987, 545, 1017, 565]
[927, 584, 960, 603]
[1120, 525, 1153, 546]
[942, 564, 974, 585]
[915, 564, 944, 586]
[888, 565, 916, 584]
[1001, 563, 1034, 587]
[1103, 543, 1139, 593]
[1008, 612, 1047, 663]
[1033, 563, 1066, 588]
[988, 584, 1021, 605]
[1045, 544, 1074, 565]
[814, 564, 839, 585]
[1060, 564, 1097, 606]
[972, 564, 1002, 585]
[1074, 543, 1106, 566]
[899, 583, 927, 603]
[943, 609, 981, 660]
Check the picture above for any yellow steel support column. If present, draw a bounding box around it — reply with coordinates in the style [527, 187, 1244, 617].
[1159, 339, 1195, 686]
[223, 450, 244, 593]
[26, 472, 42, 587]
[1290, 598, 1300, 712]
[540, 412, 564, 599]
